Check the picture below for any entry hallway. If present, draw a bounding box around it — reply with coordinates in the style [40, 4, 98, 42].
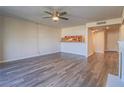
[0, 52, 118, 87]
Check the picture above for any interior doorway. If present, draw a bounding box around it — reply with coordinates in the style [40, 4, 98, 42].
[88, 24, 120, 56]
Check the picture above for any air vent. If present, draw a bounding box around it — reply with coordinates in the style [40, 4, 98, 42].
[96, 21, 106, 25]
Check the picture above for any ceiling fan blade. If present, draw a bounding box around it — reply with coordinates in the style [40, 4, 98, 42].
[42, 17, 51, 18]
[60, 12, 67, 16]
[59, 17, 69, 20]
[44, 11, 52, 15]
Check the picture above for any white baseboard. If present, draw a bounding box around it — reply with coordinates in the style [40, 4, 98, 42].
[2, 54, 40, 63]
[60, 51, 86, 57]
[0, 51, 60, 63]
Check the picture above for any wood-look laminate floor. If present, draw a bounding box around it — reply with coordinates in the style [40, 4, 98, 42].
[0, 52, 118, 87]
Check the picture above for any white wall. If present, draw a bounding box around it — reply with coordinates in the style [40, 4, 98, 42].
[0, 16, 3, 62]
[1, 17, 122, 62]
[38, 24, 61, 55]
[94, 31, 105, 53]
[61, 25, 87, 56]
[3, 17, 38, 61]
[1, 16, 61, 62]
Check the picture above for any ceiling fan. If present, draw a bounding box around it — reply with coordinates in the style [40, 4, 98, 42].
[43, 9, 69, 22]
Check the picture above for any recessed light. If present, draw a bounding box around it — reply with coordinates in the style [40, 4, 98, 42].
[106, 26, 109, 30]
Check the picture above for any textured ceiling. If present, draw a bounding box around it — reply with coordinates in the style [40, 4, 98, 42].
[0, 6, 123, 28]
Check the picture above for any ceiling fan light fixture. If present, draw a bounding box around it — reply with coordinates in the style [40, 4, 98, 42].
[43, 9, 68, 21]
[52, 16, 59, 22]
